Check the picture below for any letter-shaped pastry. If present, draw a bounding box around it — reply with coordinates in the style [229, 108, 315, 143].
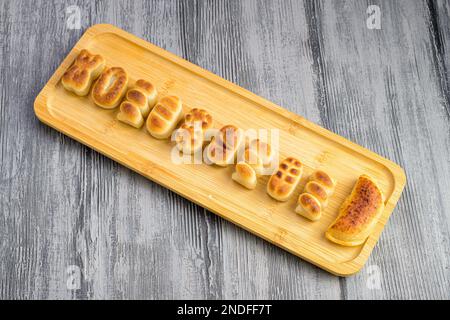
[146, 96, 183, 139]
[309, 170, 336, 196]
[326, 175, 385, 246]
[296, 170, 336, 221]
[205, 125, 244, 166]
[232, 162, 257, 189]
[117, 79, 158, 128]
[296, 193, 322, 221]
[61, 49, 105, 96]
[92, 67, 129, 109]
[174, 108, 213, 154]
[267, 157, 303, 201]
[304, 181, 329, 207]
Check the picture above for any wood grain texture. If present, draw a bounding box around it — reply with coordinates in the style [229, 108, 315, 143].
[0, 0, 449, 299]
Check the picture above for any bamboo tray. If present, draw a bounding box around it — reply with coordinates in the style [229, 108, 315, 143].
[34, 24, 406, 276]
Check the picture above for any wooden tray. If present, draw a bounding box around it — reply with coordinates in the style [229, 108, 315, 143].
[34, 24, 406, 276]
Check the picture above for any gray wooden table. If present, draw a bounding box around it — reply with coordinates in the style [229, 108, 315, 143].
[1, 0, 449, 300]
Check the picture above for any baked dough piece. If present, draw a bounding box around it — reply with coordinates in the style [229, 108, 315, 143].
[174, 108, 213, 154]
[146, 96, 183, 139]
[117, 79, 157, 128]
[309, 170, 336, 196]
[295, 193, 322, 221]
[126, 79, 158, 117]
[116, 102, 144, 128]
[205, 125, 243, 166]
[304, 181, 329, 208]
[267, 157, 303, 201]
[326, 175, 385, 246]
[61, 49, 105, 96]
[92, 67, 129, 109]
[232, 162, 257, 189]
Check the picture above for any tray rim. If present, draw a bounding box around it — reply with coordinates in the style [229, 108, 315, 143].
[34, 23, 406, 276]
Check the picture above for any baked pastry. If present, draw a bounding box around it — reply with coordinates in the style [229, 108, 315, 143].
[125, 79, 158, 117]
[205, 125, 243, 166]
[309, 170, 336, 196]
[232, 162, 257, 189]
[326, 175, 385, 246]
[146, 96, 183, 139]
[266, 157, 303, 201]
[116, 101, 144, 128]
[117, 79, 157, 128]
[174, 108, 213, 154]
[295, 193, 322, 221]
[304, 181, 329, 207]
[92, 67, 129, 109]
[61, 49, 105, 96]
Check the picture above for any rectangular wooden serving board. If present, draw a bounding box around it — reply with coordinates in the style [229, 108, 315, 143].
[34, 24, 406, 276]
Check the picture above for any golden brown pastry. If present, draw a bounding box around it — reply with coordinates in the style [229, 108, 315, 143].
[232, 162, 257, 189]
[116, 102, 144, 128]
[146, 96, 183, 139]
[304, 181, 329, 208]
[266, 157, 303, 201]
[295, 193, 322, 221]
[174, 108, 213, 154]
[126, 79, 158, 117]
[326, 175, 385, 246]
[92, 67, 129, 109]
[117, 79, 157, 128]
[61, 49, 105, 96]
[205, 125, 243, 166]
[309, 170, 336, 196]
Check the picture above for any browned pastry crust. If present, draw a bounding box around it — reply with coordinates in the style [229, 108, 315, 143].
[174, 108, 213, 154]
[61, 49, 105, 96]
[296, 193, 322, 221]
[92, 67, 129, 109]
[266, 157, 303, 201]
[232, 162, 257, 189]
[309, 170, 336, 196]
[205, 125, 243, 166]
[326, 175, 385, 246]
[304, 181, 329, 207]
[116, 101, 144, 128]
[146, 96, 183, 139]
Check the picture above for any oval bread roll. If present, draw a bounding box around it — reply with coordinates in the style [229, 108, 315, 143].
[116, 101, 144, 128]
[205, 125, 243, 166]
[309, 170, 336, 196]
[61, 49, 105, 96]
[146, 96, 183, 139]
[174, 108, 213, 154]
[232, 162, 257, 189]
[267, 157, 303, 201]
[295, 193, 322, 221]
[304, 181, 329, 208]
[92, 67, 129, 109]
[326, 175, 385, 246]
